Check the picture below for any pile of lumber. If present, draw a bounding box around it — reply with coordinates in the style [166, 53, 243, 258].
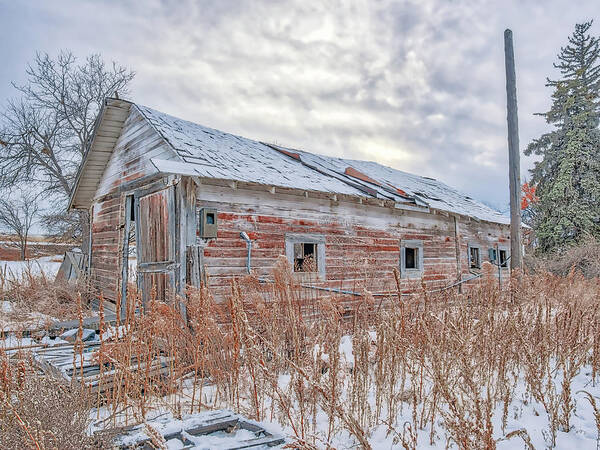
[33, 341, 172, 394]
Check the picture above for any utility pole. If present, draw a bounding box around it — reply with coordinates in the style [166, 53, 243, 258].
[504, 29, 522, 270]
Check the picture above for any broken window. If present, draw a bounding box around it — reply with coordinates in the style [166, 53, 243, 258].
[469, 246, 481, 269]
[206, 211, 215, 225]
[405, 247, 418, 269]
[128, 197, 136, 257]
[293, 242, 318, 272]
[285, 234, 325, 276]
[400, 240, 423, 278]
[489, 248, 508, 268]
[499, 249, 508, 268]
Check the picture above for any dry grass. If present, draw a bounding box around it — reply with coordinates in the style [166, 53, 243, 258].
[0, 355, 115, 449]
[525, 235, 600, 278]
[0, 263, 93, 323]
[1, 255, 600, 448]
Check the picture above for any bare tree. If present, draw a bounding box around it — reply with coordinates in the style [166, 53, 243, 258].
[0, 51, 135, 252]
[0, 190, 40, 260]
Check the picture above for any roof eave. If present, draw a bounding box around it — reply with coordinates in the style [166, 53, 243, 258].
[68, 98, 133, 211]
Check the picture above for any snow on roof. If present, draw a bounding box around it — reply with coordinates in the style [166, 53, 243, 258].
[290, 149, 511, 225]
[136, 104, 509, 225]
[137, 105, 364, 197]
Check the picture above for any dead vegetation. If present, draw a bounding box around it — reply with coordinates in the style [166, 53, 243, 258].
[0, 263, 93, 323]
[1, 255, 600, 448]
[0, 358, 115, 449]
[525, 236, 600, 278]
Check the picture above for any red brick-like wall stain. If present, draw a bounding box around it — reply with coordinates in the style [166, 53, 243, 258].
[201, 210, 463, 299]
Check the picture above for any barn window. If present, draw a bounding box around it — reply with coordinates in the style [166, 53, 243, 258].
[488, 248, 497, 263]
[489, 247, 509, 268]
[405, 247, 418, 269]
[400, 240, 424, 278]
[499, 249, 508, 268]
[294, 242, 318, 272]
[468, 245, 481, 269]
[285, 234, 326, 277]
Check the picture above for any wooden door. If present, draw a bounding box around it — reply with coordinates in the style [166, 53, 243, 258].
[135, 186, 178, 305]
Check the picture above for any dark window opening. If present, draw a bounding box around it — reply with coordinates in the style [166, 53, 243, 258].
[206, 212, 215, 225]
[294, 242, 317, 272]
[488, 248, 497, 262]
[126, 196, 136, 256]
[499, 249, 508, 268]
[405, 247, 418, 269]
[469, 247, 481, 269]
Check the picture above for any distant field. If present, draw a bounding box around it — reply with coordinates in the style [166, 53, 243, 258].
[0, 235, 75, 261]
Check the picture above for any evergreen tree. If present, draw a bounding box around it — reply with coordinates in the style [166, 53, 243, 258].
[525, 21, 600, 252]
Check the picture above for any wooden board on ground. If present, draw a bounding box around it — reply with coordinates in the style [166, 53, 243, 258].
[46, 313, 118, 338]
[32, 342, 172, 393]
[116, 409, 285, 449]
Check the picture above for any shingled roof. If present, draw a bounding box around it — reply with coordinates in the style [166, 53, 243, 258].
[70, 99, 510, 225]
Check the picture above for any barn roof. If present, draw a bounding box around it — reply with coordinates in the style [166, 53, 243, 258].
[137, 104, 368, 198]
[70, 99, 510, 225]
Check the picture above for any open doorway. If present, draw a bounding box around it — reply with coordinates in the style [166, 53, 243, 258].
[120, 195, 136, 316]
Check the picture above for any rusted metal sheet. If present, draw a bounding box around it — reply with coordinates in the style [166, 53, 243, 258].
[344, 166, 383, 186]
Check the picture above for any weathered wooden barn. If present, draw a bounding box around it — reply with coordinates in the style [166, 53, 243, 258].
[68, 98, 512, 309]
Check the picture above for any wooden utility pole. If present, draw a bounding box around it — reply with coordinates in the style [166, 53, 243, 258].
[504, 29, 522, 270]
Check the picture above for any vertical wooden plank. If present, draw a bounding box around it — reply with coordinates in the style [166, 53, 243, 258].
[168, 184, 179, 296]
[174, 180, 187, 321]
[186, 245, 202, 287]
[86, 204, 94, 276]
[134, 193, 144, 307]
[453, 216, 462, 293]
[121, 195, 133, 317]
[186, 179, 198, 245]
[181, 178, 199, 288]
[178, 178, 198, 320]
[177, 182, 185, 293]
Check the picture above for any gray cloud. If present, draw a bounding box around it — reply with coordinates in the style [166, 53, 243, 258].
[0, 0, 598, 210]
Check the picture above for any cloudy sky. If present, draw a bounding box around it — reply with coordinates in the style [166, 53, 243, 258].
[1, 0, 598, 210]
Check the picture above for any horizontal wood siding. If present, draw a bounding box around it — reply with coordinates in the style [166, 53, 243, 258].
[95, 107, 175, 199]
[90, 108, 176, 302]
[195, 184, 510, 299]
[90, 197, 121, 301]
[459, 220, 512, 277]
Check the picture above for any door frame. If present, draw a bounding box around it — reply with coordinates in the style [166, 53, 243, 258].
[134, 182, 180, 308]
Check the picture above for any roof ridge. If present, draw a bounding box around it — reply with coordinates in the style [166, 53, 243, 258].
[133, 103, 186, 164]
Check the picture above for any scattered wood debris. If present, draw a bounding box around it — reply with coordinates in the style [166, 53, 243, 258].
[32, 339, 172, 393]
[55, 250, 87, 282]
[116, 410, 285, 449]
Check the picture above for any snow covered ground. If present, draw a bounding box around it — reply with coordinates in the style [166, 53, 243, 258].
[2, 326, 598, 448]
[113, 410, 286, 449]
[0, 300, 57, 332]
[0, 256, 63, 332]
[86, 335, 600, 449]
[0, 255, 62, 279]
